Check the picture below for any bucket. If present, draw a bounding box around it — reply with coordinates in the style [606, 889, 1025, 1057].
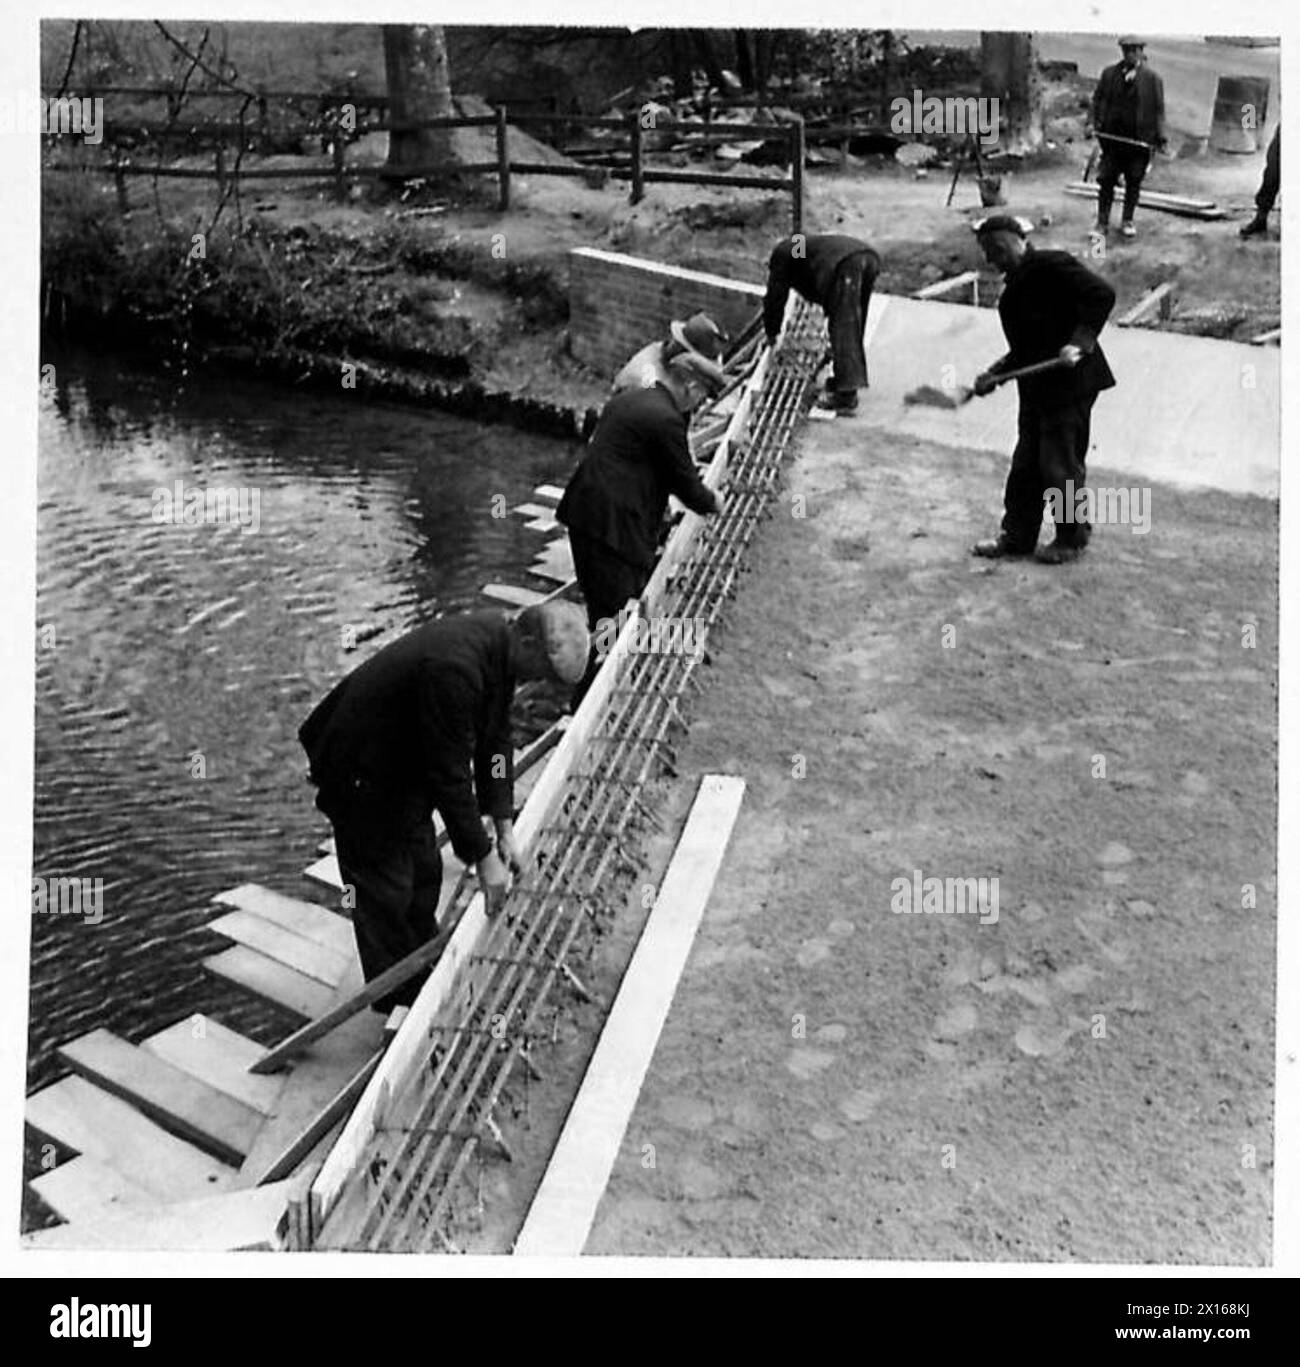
[1209, 75, 1270, 153]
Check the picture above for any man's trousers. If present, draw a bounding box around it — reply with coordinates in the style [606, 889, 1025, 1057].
[1096, 144, 1150, 224]
[1256, 127, 1280, 218]
[333, 811, 443, 1014]
[567, 530, 650, 706]
[824, 251, 879, 396]
[1000, 396, 1097, 551]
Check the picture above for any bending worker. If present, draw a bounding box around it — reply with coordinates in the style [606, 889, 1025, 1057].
[969, 215, 1116, 565]
[763, 231, 881, 414]
[299, 602, 589, 1012]
[558, 350, 722, 702]
[612, 311, 728, 395]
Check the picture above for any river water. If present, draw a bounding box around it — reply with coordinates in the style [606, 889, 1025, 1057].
[30, 346, 578, 1091]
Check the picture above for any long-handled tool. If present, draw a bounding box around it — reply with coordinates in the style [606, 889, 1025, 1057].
[904, 355, 1072, 410]
[1084, 131, 1158, 182]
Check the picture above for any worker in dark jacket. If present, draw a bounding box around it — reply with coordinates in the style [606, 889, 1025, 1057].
[299, 602, 588, 1011]
[1240, 125, 1280, 238]
[1090, 37, 1167, 238]
[558, 350, 721, 701]
[970, 216, 1116, 565]
[763, 232, 881, 414]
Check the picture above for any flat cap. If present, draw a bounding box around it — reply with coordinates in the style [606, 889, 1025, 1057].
[972, 213, 1034, 238]
[1118, 35, 1145, 47]
[521, 600, 589, 686]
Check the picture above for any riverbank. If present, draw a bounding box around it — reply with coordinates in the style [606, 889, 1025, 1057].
[42, 99, 1279, 442]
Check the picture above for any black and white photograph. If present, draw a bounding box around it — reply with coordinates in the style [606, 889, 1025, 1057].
[4, 0, 1293, 1299]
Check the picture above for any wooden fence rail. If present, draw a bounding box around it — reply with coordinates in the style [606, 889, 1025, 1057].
[45, 105, 805, 232]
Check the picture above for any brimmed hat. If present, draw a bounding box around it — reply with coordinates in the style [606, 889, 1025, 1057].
[519, 601, 589, 686]
[972, 214, 1034, 238]
[670, 312, 729, 362]
[665, 348, 726, 395]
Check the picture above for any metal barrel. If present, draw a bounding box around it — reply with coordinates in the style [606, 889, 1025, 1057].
[1208, 75, 1270, 153]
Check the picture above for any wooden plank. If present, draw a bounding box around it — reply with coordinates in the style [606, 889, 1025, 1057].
[515, 775, 745, 1256]
[304, 852, 346, 890]
[58, 1029, 262, 1166]
[1249, 327, 1281, 346]
[26, 1076, 237, 1202]
[524, 516, 558, 532]
[21, 1178, 304, 1252]
[238, 961, 386, 1184]
[1117, 281, 1175, 327]
[482, 582, 547, 608]
[533, 483, 564, 503]
[914, 269, 980, 300]
[142, 1016, 283, 1116]
[510, 502, 552, 518]
[203, 945, 336, 1019]
[211, 884, 354, 956]
[208, 909, 350, 987]
[30, 1155, 155, 1225]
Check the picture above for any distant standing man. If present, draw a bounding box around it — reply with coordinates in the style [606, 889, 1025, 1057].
[763, 232, 881, 414]
[558, 351, 722, 701]
[299, 602, 588, 1011]
[969, 216, 1116, 565]
[611, 311, 729, 395]
[1240, 126, 1281, 238]
[1090, 36, 1167, 239]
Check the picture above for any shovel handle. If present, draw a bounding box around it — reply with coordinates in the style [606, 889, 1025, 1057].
[990, 355, 1074, 387]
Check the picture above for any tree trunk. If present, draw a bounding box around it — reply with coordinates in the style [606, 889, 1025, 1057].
[384, 23, 454, 175]
[980, 31, 1043, 154]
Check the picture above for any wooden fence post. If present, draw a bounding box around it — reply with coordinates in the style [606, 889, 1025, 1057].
[214, 144, 227, 197]
[496, 104, 511, 212]
[332, 135, 346, 200]
[629, 111, 645, 205]
[790, 116, 805, 235]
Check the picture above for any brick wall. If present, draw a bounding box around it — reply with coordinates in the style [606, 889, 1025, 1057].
[569, 248, 766, 376]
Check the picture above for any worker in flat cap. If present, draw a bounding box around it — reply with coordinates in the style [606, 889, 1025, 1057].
[558, 349, 722, 703]
[969, 215, 1116, 564]
[612, 311, 729, 395]
[1089, 37, 1167, 239]
[763, 232, 881, 415]
[299, 601, 589, 1009]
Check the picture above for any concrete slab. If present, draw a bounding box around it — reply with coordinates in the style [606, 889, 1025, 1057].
[857, 293, 1278, 498]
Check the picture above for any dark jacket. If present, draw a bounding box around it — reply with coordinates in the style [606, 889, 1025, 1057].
[763, 234, 881, 339]
[1092, 61, 1166, 148]
[298, 612, 515, 865]
[991, 246, 1117, 407]
[556, 384, 716, 571]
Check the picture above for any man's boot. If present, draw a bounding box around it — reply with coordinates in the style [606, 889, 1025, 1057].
[1240, 216, 1269, 239]
[972, 535, 1034, 559]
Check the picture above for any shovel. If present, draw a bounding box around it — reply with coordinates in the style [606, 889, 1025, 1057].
[904, 355, 1073, 410]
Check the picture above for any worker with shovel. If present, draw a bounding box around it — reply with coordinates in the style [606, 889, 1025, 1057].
[967, 215, 1116, 565]
[1089, 36, 1167, 239]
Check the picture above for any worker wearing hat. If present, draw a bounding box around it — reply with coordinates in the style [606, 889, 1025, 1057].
[1090, 37, 1167, 238]
[558, 349, 722, 702]
[969, 215, 1116, 564]
[298, 601, 589, 1009]
[762, 232, 881, 414]
[612, 312, 729, 395]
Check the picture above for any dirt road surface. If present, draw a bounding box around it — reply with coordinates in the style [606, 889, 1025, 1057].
[584, 414, 1276, 1263]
